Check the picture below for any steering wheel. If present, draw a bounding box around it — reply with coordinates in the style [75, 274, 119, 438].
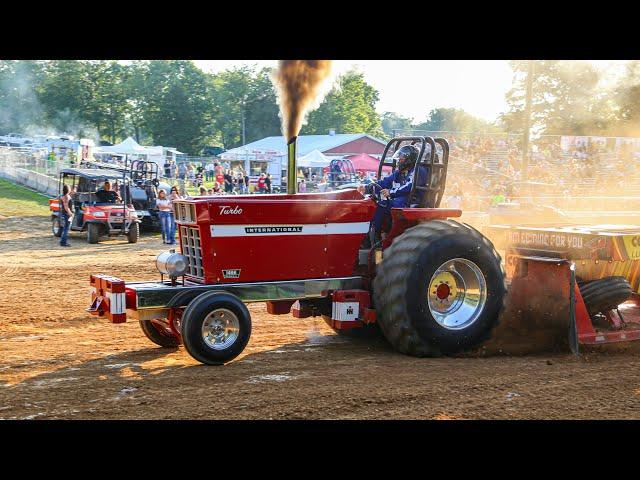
[366, 181, 386, 205]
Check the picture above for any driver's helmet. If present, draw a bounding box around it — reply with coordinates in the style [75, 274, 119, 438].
[392, 144, 419, 171]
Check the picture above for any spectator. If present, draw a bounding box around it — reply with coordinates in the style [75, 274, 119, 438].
[199, 186, 207, 196]
[298, 178, 307, 193]
[156, 189, 175, 245]
[265, 173, 272, 193]
[205, 162, 215, 182]
[168, 186, 181, 242]
[178, 162, 187, 181]
[59, 184, 73, 247]
[244, 173, 250, 193]
[224, 169, 234, 193]
[237, 172, 247, 194]
[257, 173, 267, 193]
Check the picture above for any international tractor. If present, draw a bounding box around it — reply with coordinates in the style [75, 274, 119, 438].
[87, 136, 640, 364]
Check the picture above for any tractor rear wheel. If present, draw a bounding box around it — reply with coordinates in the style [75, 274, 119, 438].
[579, 276, 632, 316]
[52, 217, 62, 237]
[127, 222, 140, 243]
[87, 223, 101, 244]
[181, 291, 251, 365]
[139, 319, 180, 348]
[373, 219, 506, 357]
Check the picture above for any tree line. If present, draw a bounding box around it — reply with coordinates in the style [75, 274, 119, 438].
[0, 60, 387, 155]
[2, 60, 640, 156]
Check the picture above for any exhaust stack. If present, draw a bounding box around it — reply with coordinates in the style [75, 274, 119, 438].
[287, 137, 297, 195]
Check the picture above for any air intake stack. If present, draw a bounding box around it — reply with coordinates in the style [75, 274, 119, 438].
[287, 137, 298, 194]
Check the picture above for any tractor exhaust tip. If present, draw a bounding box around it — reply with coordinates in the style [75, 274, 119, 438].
[287, 136, 298, 195]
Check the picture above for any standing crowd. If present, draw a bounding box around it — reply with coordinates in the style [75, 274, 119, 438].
[164, 159, 274, 195]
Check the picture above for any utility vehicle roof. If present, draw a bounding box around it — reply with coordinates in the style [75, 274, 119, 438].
[60, 168, 125, 180]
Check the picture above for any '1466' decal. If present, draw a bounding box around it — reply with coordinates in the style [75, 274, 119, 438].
[222, 269, 241, 279]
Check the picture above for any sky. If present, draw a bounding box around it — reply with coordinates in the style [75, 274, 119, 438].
[194, 60, 630, 124]
[194, 60, 516, 123]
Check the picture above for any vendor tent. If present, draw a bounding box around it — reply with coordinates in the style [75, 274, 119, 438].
[94, 137, 156, 156]
[297, 149, 331, 168]
[345, 153, 390, 174]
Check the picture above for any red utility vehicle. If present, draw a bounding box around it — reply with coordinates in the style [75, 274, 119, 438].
[50, 167, 140, 244]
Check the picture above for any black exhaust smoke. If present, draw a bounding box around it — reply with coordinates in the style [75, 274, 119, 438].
[287, 137, 298, 195]
[272, 60, 332, 195]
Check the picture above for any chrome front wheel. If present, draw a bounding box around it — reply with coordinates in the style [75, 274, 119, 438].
[201, 308, 240, 350]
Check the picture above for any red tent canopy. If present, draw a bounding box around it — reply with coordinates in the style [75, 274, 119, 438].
[345, 153, 391, 174]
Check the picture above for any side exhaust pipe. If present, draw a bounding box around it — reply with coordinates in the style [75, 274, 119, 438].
[287, 136, 297, 195]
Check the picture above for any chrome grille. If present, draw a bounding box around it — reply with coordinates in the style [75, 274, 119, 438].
[180, 226, 204, 279]
[173, 201, 196, 223]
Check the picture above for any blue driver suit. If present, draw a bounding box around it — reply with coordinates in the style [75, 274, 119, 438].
[368, 166, 429, 234]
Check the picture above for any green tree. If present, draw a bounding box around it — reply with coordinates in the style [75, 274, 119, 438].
[303, 70, 384, 137]
[210, 65, 280, 149]
[414, 107, 499, 133]
[381, 111, 413, 138]
[611, 60, 640, 135]
[499, 60, 614, 135]
[138, 60, 216, 154]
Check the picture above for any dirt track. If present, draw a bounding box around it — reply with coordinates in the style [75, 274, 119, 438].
[2, 216, 640, 419]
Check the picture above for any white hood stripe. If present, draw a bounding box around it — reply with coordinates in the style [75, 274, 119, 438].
[210, 222, 370, 237]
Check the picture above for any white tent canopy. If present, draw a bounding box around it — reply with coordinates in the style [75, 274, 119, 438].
[94, 137, 157, 156]
[296, 149, 330, 168]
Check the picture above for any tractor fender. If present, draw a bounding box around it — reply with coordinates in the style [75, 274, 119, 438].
[166, 289, 223, 309]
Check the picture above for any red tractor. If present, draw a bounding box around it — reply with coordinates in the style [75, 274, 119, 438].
[88, 136, 508, 364]
[50, 167, 140, 244]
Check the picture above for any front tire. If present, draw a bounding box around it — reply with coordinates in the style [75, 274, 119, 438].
[52, 216, 62, 237]
[87, 223, 101, 244]
[127, 222, 140, 243]
[181, 291, 251, 365]
[373, 219, 506, 357]
[139, 319, 180, 348]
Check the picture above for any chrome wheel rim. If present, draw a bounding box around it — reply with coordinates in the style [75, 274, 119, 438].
[201, 308, 240, 350]
[427, 258, 487, 330]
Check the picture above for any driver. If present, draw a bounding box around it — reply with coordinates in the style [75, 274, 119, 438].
[96, 180, 121, 204]
[359, 144, 428, 239]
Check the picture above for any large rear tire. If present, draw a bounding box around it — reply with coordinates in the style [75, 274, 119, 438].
[373, 219, 506, 357]
[139, 319, 180, 348]
[181, 291, 251, 365]
[579, 276, 632, 316]
[87, 223, 101, 244]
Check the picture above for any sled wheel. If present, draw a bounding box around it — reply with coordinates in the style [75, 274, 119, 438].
[579, 276, 632, 316]
[52, 217, 62, 237]
[181, 291, 251, 365]
[87, 223, 101, 244]
[373, 219, 506, 357]
[139, 319, 180, 348]
[127, 222, 140, 243]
